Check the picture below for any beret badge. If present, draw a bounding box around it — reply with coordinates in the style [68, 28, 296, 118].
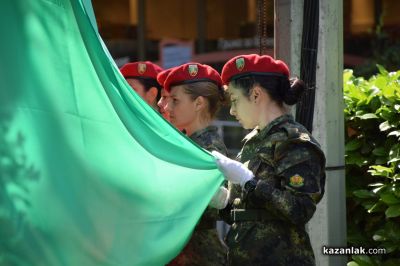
[235, 57, 245, 71]
[188, 64, 198, 77]
[138, 63, 147, 74]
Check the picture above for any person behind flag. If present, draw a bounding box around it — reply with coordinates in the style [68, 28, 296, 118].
[120, 61, 163, 110]
[156, 67, 176, 121]
[161, 63, 229, 266]
[212, 54, 326, 266]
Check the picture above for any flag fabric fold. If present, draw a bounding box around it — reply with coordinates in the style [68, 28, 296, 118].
[0, 0, 224, 265]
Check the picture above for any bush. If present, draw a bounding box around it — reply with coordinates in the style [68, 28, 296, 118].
[344, 66, 400, 265]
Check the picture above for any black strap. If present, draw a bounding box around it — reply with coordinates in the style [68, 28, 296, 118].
[231, 209, 275, 223]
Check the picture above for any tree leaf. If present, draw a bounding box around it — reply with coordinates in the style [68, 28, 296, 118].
[382, 84, 395, 99]
[354, 189, 376, 199]
[385, 204, 400, 218]
[368, 165, 393, 177]
[377, 64, 389, 76]
[372, 147, 387, 156]
[380, 192, 400, 205]
[352, 255, 376, 266]
[379, 121, 392, 131]
[388, 130, 400, 137]
[346, 139, 362, 151]
[357, 113, 379, 120]
[344, 69, 354, 84]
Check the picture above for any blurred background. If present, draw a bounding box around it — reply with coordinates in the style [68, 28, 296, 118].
[91, 0, 400, 155]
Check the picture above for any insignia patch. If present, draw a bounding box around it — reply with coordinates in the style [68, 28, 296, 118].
[188, 64, 198, 76]
[289, 174, 304, 187]
[235, 57, 245, 71]
[138, 63, 147, 74]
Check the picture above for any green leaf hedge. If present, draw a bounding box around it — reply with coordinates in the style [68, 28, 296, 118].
[344, 66, 400, 265]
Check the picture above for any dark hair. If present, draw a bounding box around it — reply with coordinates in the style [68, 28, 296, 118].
[180, 81, 228, 119]
[230, 75, 306, 106]
[135, 78, 162, 101]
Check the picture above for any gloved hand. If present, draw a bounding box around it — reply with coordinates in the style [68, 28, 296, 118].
[209, 186, 230, 209]
[212, 151, 254, 188]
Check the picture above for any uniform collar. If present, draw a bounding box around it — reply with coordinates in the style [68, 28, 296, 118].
[243, 114, 294, 142]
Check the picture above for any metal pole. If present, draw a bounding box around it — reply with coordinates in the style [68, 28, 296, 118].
[275, 1, 346, 265]
[309, 0, 346, 265]
[274, 0, 303, 77]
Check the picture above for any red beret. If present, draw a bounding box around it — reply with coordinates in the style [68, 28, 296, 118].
[163, 63, 222, 92]
[221, 54, 290, 85]
[120, 61, 163, 81]
[157, 67, 176, 88]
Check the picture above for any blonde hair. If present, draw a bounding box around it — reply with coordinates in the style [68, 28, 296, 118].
[181, 81, 227, 120]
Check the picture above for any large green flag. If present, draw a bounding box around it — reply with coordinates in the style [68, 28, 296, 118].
[0, 0, 223, 265]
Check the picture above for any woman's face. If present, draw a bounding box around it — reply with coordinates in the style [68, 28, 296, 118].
[157, 88, 171, 121]
[166, 85, 197, 129]
[127, 78, 155, 106]
[228, 84, 258, 129]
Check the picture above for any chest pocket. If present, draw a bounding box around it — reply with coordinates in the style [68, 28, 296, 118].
[248, 147, 275, 182]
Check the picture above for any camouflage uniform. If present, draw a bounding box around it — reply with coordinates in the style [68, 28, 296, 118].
[220, 114, 326, 266]
[168, 126, 228, 266]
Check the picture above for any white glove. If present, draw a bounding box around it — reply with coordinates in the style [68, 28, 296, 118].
[212, 151, 254, 188]
[209, 186, 230, 209]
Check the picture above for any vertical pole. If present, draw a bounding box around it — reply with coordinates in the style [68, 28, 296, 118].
[275, 1, 346, 265]
[309, 0, 346, 265]
[274, 0, 303, 77]
[137, 0, 146, 60]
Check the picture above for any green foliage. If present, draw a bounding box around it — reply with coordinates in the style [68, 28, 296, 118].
[345, 68, 400, 264]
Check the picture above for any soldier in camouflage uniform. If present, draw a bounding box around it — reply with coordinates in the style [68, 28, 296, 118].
[212, 54, 326, 266]
[160, 63, 229, 265]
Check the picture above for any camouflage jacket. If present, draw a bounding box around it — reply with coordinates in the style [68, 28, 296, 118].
[167, 126, 228, 266]
[221, 114, 326, 266]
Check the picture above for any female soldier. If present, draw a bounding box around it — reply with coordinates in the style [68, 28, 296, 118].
[120, 61, 162, 110]
[212, 54, 326, 266]
[156, 67, 176, 121]
[161, 63, 229, 266]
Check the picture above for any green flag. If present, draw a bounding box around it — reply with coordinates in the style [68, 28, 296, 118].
[0, 0, 223, 265]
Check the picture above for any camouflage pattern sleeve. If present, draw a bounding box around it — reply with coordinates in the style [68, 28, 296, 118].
[189, 126, 228, 156]
[248, 141, 325, 225]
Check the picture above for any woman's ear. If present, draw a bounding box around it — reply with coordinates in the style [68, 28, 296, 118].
[252, 86, 262, 103]
[146, 87, 158, 104]
[194, 96, 206, 112]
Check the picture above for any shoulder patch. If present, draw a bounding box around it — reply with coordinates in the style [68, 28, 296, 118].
[289, 174, 304, 187]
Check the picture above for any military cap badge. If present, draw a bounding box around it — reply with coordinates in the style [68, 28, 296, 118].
[235, 57, 245, 71]
[188, 64, 198, 77]
[138, 63, 147, 74]
[289, 174, 304, 187]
